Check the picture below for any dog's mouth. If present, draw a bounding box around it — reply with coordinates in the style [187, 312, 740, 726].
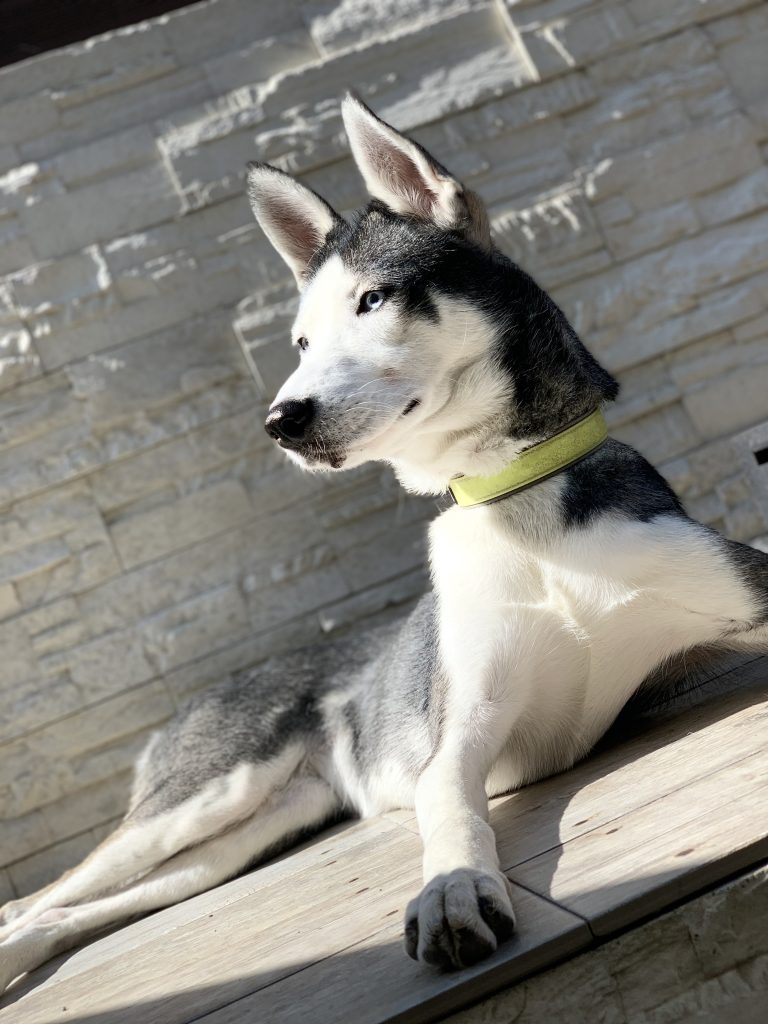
[313, 449, 346, 469]
[281, 398, 421, 470]
[290, 441, 346, 470]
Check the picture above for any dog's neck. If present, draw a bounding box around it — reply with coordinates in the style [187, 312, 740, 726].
[387, 354, 562, 496]
[392, 404, 578, 554]
[383, 353, 519, 493]
[390, 423, 536, 495]
[387, 299, 610, 497]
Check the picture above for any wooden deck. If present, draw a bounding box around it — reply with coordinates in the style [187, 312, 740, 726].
[2, 654, 767, 1024]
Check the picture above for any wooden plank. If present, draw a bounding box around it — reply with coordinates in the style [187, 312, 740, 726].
[510, 749, 768, 934]
[194, 883, 590, 1024]
[11, 814, 404, 992]
[2, 823, 425, 1024]
[3, 657, 765, 1023]
[492, 661, 768, 870]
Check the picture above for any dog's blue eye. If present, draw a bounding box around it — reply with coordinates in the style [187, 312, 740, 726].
[359, 290, 385, 314]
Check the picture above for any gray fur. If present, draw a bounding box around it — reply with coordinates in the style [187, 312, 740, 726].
[129, 596, 440, 821]
[3, 96, 768, 993]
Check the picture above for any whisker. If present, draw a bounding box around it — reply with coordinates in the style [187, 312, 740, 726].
[348, 377, 392, 396]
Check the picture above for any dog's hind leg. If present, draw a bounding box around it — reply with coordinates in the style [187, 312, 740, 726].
[0, 771, 339, 993]
[0, 740, 311, 941]
[0, 727, 188, 929]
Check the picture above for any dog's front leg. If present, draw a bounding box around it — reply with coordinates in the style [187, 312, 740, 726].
[405, 732, 516, 969]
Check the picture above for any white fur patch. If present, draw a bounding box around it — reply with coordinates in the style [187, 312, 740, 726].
[276, 275, 527, 488]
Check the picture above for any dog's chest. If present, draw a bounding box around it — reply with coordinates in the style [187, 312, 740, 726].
[430, 506, 575, 618]
[427, 506, 655, 695]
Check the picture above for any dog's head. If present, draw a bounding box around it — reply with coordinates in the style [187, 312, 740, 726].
[248, 95, 617, 493]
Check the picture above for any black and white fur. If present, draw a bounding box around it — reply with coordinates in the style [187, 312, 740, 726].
[2, 95, 767, 989]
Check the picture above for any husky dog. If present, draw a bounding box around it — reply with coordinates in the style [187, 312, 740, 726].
[2, 95, 767, 990]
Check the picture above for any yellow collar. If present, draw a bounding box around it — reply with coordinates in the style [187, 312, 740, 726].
[448, 408, 608, 508]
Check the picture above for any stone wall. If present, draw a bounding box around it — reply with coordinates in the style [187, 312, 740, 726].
[1, 0, 767, 898]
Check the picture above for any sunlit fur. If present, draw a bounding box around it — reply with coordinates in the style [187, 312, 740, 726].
[273, 253, 520, 491]
[2, 96, 767, 991]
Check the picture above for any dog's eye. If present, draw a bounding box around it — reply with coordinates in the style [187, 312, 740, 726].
[358, 290, 386, 314]
[296, 336, 308, 351]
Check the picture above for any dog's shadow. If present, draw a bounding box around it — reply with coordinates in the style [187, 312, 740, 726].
[3, 652, 766, 1022]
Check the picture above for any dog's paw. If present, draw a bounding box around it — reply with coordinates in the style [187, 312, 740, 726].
[0, 899, 24, 928]
[403, 868, 516, 970]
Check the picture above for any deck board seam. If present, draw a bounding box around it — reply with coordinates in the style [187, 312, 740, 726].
[503, 876, 599, 939]
[587, 851, 768, 942]
[501, 737, 767, 875]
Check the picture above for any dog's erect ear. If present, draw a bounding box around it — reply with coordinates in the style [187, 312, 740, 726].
[341, 93, 490, 249]
[246, 163, 343, 288]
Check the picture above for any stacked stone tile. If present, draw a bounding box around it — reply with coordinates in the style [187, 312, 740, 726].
[0, 0, 767, 898]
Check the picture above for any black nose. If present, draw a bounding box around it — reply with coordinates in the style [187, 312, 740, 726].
[265, 398, 315, 447]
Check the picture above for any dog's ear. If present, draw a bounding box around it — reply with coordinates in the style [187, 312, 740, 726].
[246, 163, 344, 288]
[341, 93, 490, 249]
